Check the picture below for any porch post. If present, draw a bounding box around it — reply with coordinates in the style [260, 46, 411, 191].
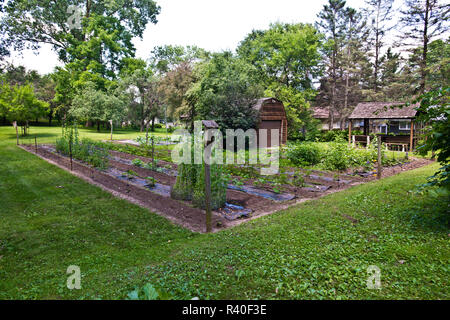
[410, 120, 414, 152]
[348, 120, 352, 144]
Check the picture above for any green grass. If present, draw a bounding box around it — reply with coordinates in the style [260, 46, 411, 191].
[13, 125, 171, 146]
[0, 125, 448, 299]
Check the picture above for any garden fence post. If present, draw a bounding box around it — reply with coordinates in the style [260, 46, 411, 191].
[69, 138, 73, 171]
[152, 136, 155, 170]
[377, 136, 382, 180]
[204, 143, 212, 233]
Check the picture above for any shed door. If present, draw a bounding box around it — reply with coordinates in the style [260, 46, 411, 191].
[259, 120, 281, 147]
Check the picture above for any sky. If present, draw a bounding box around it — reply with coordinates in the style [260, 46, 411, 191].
[6, 0, 400, 75]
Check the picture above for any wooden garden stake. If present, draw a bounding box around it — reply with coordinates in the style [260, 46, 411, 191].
[34, 136, 37, 153]
[204, 146, 212, 233]
[151, 136, 155, 170]
[202, 120, 219, 233]
[377, 136, 382, 180]
[69, 138, 73, 171]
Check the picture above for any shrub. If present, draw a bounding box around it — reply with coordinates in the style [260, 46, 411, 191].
[321, 142, 353, 171]
[192, 163, 228, 210]
[286, 142, 322, 166]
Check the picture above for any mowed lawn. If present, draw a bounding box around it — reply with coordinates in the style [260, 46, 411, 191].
[0, 126, 448, 300]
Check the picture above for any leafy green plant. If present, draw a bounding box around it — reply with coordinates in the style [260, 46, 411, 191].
[232, 178, 244, 187]
[321, 142, 353, 171]
[272, 182, 282, 194]
[125, 170, 138, 179]
[145, 176, 157, 187]
[127, 283, 172, 300]
[132, 158, 144, 167]
[286, 142, 322, 166]
[291, 173, 305, 187]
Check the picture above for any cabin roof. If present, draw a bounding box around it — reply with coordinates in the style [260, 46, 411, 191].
[312, 107, 330, 119]
[349, 102, 419, 119]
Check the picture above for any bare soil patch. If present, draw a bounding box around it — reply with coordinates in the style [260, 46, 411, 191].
[21, 144, 434, 233]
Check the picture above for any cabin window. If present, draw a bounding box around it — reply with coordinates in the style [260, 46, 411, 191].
[399, 121, 411, 130]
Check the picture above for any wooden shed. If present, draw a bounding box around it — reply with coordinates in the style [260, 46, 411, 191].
[253, 98, 288, 147]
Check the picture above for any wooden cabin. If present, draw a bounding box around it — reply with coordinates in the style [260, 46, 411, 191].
[253, 98, 288, 147]
[348, 102, 421, 151]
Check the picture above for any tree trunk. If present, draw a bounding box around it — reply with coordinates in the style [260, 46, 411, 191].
[97, 120, 100, 132]
[151, 117, 155, 132]
[420, 0, 430, 94]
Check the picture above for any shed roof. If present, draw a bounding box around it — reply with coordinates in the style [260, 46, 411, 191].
[252, 97, 283, 111]
[312, 107, 330, 119]
[349, 102, 419, 119]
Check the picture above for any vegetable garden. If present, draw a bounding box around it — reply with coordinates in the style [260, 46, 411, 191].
[19, 125, 434, 233]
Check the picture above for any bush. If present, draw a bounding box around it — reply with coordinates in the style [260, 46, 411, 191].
[321, 142, 353, 171]
[192, 163, 228, 210]
[286, 142, 322, 166]
[167, 126, 176, 133]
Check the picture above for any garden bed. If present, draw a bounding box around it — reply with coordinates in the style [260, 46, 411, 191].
[21, 143, 434, 233]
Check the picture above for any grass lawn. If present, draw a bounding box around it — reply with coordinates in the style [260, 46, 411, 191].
[12, 124, 171, 146]
[0, 126, 448, 299]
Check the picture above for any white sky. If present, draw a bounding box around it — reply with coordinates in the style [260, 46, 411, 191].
[7, 0, 403, 75]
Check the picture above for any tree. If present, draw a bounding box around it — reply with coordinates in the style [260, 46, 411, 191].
[159, 61, 195, 120]
[423, 38, 450, 90]
[150, 45, 207, 74]
[316, 1, 370, 127]
[34, 75, 57, 125]
[316, 0, 347, 129]
[238, 23, 322, 91]
[2, 83, 49, 135]
[375, 47, 414, 100]
[187, 52, 264, 132]
[118, 58, 164, 133]
[0, 1, 161, 123]
[398, 0, 449, 93]
[238, 23, 322, 138]
[0, 0, 160, 63]
[341, 7, 370, 123]
[364, 0, 395, 92]
[414, 87, 449, 194]
[147, 45, 208, 123]
[69, 82, 125, 131]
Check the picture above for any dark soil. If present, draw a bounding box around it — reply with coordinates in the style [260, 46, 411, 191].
[22, 144, 435, 233]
